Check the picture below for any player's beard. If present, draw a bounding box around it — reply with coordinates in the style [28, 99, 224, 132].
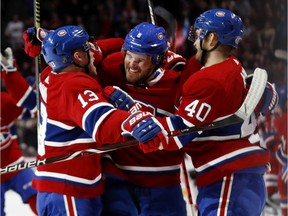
[195, 46, 202, 62]
[125, 65, 154, 85]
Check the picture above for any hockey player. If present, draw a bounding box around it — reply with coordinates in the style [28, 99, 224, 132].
[31, 25, 164, 216]
[22, 22, 192, 215]
[96, 22, 189, 215]
[1, 47, 38, 215]
[124, 9, 279, 215]
[260, 86, 287, 215]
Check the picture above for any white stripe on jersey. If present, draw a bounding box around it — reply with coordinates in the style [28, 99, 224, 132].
[47, 118, 75, 130]
[104, 154, 181, 172]
[35, 170, 102, 185]
[16, 86, 33, 107]
[82, 102, 114, 128]
[45, 138, 95, 147]
[196, 146, 262, 172]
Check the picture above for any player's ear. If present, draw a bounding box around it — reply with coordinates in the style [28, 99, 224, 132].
[208, 32, 218, 47]
[73, 50, 86, 64]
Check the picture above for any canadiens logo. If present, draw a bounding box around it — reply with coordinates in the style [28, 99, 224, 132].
[57, 30, 67, 37]
[157, 32, 164, 40]
[215, 11, 225, 17]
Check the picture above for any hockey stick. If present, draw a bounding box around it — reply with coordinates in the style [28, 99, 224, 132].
[147, 0, 156, 25]
[1, 139, 137, 174]
[154, 6, 178, 52]
[0, 68, 267, 174]
[146, 0, 177, 51]
[34, 0, 42, 145]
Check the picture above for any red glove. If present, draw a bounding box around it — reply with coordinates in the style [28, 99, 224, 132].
[89, 37, 124, 66]
[22, 27, 51, 57]
[139, 130, 170, 153]
[162, 51, 186, 71]
[139, 116, 193, 153]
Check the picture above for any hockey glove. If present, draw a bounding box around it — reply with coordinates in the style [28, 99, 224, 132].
[0, 47, 17, 73]
[121, 111, 167, 144]
[162, 51, 186, 71]
[139, 115, 199, 153]
[89, 37, 124, 66]
[103, 86, 135, 111]
[256, 82, 278, 116]
[22, 27, 51, 57]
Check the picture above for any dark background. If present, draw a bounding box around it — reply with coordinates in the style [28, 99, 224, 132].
[1, 0, 287, 85]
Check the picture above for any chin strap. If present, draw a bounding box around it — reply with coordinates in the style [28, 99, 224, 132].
[73, 50, 91, 74]
[200, 40, 220, 66]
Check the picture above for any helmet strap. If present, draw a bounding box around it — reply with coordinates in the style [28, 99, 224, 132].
[73, 51, 91, 74]
[200, 40, 220, 65]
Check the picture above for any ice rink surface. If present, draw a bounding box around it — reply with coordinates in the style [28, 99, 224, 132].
[5, 190, 36, 216]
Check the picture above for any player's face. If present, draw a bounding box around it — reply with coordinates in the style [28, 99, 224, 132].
[193, 29, 203, 62]
[87, 42, 97, 77]
[88, 49, 97, 77]
[124, 51, 154, 84]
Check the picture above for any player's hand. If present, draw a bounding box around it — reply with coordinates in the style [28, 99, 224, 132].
[22, 27, 51, 57]
[121, 111, 165, 144]
[88, 39, 103, 66]
[103, 86, 135, 111]
[162, 51, 186, 71]
[256, 82, 278, 116]
[0, 47, 17, 73]
[139, 130, 170, 153]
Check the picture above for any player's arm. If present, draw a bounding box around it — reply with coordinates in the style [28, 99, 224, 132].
[89, 37, 124, 65]
[23, 27, 124, 62]
[161, 50, 186, 71]
[62, 76, 160, 146]
[1, 47, 37, 112]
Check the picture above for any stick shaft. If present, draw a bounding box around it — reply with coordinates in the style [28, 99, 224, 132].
[147, 0, 156, 24]
[1, 70, 267, 174]
[34, 0, 41, 146]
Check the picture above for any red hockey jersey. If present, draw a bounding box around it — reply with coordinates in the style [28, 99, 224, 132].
[33, 66, 130, 198]
[1, 71, 37, 182]
[162, 56, 270, 186]
[97, 52, 186, 187]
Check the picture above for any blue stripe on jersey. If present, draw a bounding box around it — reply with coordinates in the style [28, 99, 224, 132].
[122, 169, 180, 175]
[9, 125, 17, 136]
[21, 90, 37, 110]
[21, 109, 33, 120]
[169, 116, 198, 146]
[196, 148, 266, 175]
[83, 104, 115, 136]
[46, 123, 91, 142]
[198, 123, 243, 138]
